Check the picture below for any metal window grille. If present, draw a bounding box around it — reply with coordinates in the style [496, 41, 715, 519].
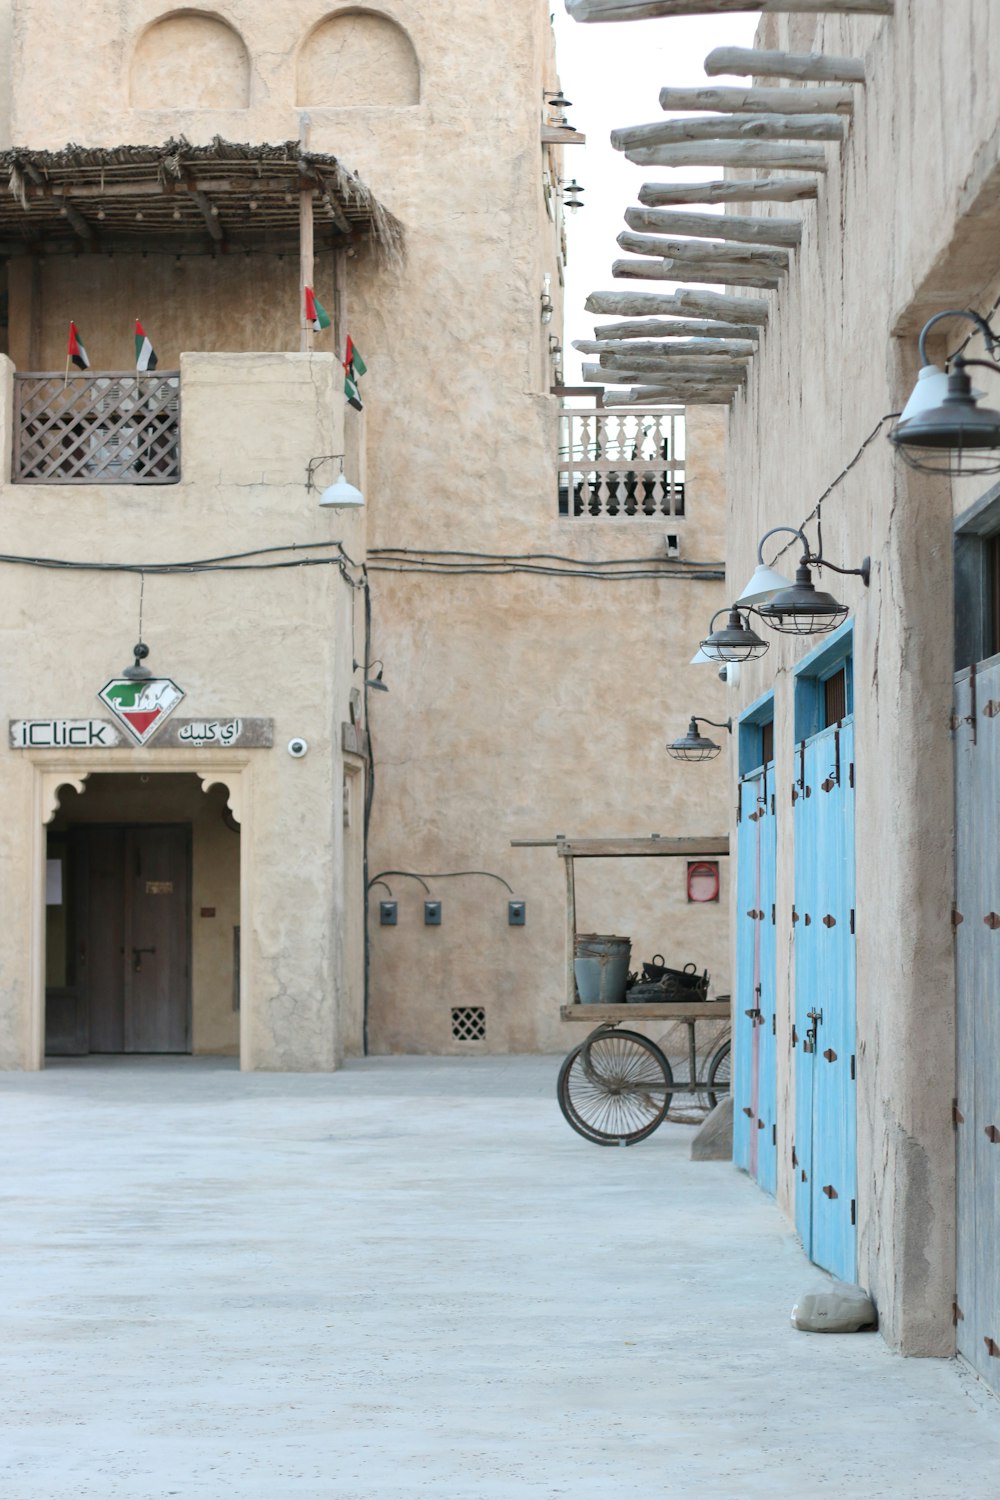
[451, 1006, 486, 1041]
[557, 408, 685, 519]
[13, 372, 180, 484]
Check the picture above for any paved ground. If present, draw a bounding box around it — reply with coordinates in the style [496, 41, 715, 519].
[1, 1056, 998, 1500]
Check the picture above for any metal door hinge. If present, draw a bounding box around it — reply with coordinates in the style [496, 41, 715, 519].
[986, 1337, 1000, 1359]
[850, 1199, 856, 1226]
[953, 1301, 964, 1325]
[985, 1124, 1000, 1143]
[952, 1101, 965, 1127]
[822, 1184, 838, 1200]
[823, 1047, 837, 1063]
[791, 1024, 798, 1046]
[771, 1013, 776, 1036]
[772, 1123, 777, 1145]
[743, 1106, 754, 1119]
[986, 912, 1000, 930]
[952, 908, 964, 928]
[771, 794, 776, 815]
[822, 914, 837, 928]
[850, 1054, 856, 1081]
[850, 908, 855, 934]
[849, 762, 855, 789]
[791, 906, 800, 925]
[757, 1118, 765, 1130]
[771, 903, 776, 925]
[985, 700, 1000, 719]
[791, 1144, 798, 1168]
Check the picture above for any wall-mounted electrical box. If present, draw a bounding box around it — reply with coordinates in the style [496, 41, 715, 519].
[379, 901, 398, 926]
[508, 900, 527, 926]
[424, 900, 442, 926]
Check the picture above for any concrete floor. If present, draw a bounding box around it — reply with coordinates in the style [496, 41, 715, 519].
[1, 1056, 998, 1500]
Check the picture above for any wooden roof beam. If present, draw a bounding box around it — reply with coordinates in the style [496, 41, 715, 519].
[585, 288, 769, 322]
[639, 177, 818, 206]
[604, 388, 736, 406]
[592, 353, 748, 375]
[58, 200, 93, 243]
[187, 185, 225, 243]
[657, 84, 854, 114]
[574, 336, 758, 356]
[613, 257, 781, 289]
[625, 140, 828, 170]
[617, 230, 789, 269]
[567, 1, 890, 18]
[591, 317, 760, 340]
[625, 205, 801, 247]
[582, 360, 746, 382]
[704, 45, 865, 82]
[612, 113, 844, 151]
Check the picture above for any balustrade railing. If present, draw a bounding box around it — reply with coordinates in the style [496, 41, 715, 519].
[13, 372, 181, 483]
[558, 407, 685, 519]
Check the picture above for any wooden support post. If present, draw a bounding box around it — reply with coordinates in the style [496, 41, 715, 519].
[612, 113, 845, 151]
[564, 853, 577, 1008]
[617, 230, 790, 269]
[657, 84, 854, 115]
[29, 255, 43, 369]
[639, 177, 818, 207]
[190, 189, 225, 243]
[625, 140, 828, 171]
[584, 288, 769, 323]
[333, 247, 348, 363]
[299, 113, 315, 355]
[626, 206, 801, 247]
[574, 337, 757, 358]
[567, 0, 891, 17]
[704, 46, 865, 82]
[613, 257, 781, 290]
[591, 317, 760, 341]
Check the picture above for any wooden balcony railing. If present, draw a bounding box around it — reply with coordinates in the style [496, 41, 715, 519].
[558, 407, 685, 519]
[13, 372, 180, 483]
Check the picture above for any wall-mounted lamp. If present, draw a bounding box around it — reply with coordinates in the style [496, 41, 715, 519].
[890, 309, 1000, 477]
[563, 178, 585, 211]
[353, 658, 388, 692]
[666, 715, 732, 763]
[700, 606, 769, 663]
[738, 527, 869, 637]
[306, 454, 365, 508]
[541, 273, 554, 325]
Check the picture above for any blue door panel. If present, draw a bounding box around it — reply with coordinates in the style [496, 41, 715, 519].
[734, 765, 777, 1192]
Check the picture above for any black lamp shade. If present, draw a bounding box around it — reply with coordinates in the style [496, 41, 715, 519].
[667, 717, 721, 762]
[757, 569, 848, 636]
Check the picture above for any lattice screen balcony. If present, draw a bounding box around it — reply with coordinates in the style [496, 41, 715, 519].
[558, 407, 685, 519]
[13, 372, 180, 484]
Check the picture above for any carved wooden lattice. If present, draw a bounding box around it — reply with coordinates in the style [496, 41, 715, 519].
[13, 372, 180, 484]
[558, 407, 685, 519]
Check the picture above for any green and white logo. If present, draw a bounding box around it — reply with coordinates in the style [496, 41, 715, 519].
[99, 677, 184, 745]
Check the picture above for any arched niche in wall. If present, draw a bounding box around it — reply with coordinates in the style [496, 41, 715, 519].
[130, 10, 251, 109]
[297, 10, 420, 108]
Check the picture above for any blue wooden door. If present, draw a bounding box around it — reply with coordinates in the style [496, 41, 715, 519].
[734, 765, 777, 1191]
[955, 656, 1000, 1392]
[793, 719, 857, 1281]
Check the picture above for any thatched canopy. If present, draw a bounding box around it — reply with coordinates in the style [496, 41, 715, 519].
[1, 138, 403, 261]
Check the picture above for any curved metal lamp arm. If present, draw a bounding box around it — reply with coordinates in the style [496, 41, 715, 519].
[918, 309, 999, 366]
[695, 716, 733, 733]
[756, 524, 810, 564]
[706, 605, 751, 631]
[953, 355, 1000, 378]
[813, 555, 871, 587]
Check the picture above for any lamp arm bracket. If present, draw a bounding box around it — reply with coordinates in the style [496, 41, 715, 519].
[952, 356, 1000, 378]
[696, 717, 733, 733]
[757, 524, 810, 564]
[306, 452, 347, 493]
[813, 554, 871, 588]
[917, 309, 1000, 366]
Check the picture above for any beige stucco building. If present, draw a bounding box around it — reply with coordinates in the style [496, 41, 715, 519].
[0, 0, 732, 1074]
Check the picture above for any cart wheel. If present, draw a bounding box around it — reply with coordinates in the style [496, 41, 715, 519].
[557, 1028, 673, 1146]
[706, 1038, 731, 1111]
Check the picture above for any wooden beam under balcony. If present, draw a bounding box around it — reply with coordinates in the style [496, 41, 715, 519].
[613, 257, 782, 291]
[567, 0, 890, 17]
[574, 337, 757, 357]
[592, 353, 749, 376]
[625, 141, 828, 171]
[704, 46, 866, 82]
[625, 206, 802, 247]
[612, 113, 845, 152]
[582, 360, 746, 384]
[604, 387, 736, 406]
[585, 288, 769, 322]
[591, 317, 760, 340]
[639, 177, 818, 207]
[657, 84, 854, 114]
[617, 230, 790, 268]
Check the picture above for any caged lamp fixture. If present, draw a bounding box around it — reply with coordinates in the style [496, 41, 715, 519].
[700, 606, 769, 663]
[889, 309, 1000, 477]
[736, 526, 870, 637]
[666, 715, 732, 763]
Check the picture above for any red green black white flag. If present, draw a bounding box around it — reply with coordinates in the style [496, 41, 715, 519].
[305, 287, 331, 332]
[135, 320, 158, 372]
[68, 322, 89, 370]
[344, 335, 366, 411]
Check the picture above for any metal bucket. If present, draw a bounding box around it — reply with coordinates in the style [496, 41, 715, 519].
[574, 933, 632, 1005]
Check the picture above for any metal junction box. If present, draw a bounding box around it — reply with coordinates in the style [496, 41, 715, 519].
[508, 900, 527, 926]
[379, 901, 398, 926]
[424, 900, 442, 926]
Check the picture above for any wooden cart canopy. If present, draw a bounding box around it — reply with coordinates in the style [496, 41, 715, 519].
[1, 139, 404, 261]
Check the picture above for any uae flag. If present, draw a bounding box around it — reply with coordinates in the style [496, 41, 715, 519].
[68, 322, 89, 370]
[344, 335, 367, 411]
[135, 320, 158, 372]
[305, 286, 331, 332]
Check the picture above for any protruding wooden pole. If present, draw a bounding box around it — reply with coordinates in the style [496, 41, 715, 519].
[582, 363, 746, 386]
[592, 354, 748, 376]
[567, 0, 891, 18]
[591, 317, 761, 340]
[657, 84, 854, 115]
[604, 387, 736, 406]
[617, 230, 790, 269]
[584, 288, 769, 323]
[612, 114, 844, 151]
[625, 140, 828, 171]
[574, 337, 758, 358]
[704, 45, 866, 82]
[639, 177, 818, 206]
[613, 258, 781, 289]
[626, 206, 801, 247]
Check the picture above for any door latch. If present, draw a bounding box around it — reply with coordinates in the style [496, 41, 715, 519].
[803, 1007, 823, 1053]
[132, 946, 156, 973]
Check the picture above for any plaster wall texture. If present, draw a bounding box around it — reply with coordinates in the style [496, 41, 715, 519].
[725, 2, 1000, 1354]
[0, 351, 363, 1072]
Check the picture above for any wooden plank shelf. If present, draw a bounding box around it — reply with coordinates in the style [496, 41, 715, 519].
[561, 1001, 731, 1021]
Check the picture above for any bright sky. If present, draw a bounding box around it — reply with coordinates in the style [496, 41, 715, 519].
[550, 7, 759, 384]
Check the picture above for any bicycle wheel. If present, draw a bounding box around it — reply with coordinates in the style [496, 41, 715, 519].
[557, 1028, 673, 1145]
[707, 1038, 731, 1111]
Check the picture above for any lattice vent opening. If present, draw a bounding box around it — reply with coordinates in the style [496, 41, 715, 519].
[451, 1006, 486, 1042]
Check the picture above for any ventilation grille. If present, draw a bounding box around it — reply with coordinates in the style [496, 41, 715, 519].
[451, 1006, 486, 1042]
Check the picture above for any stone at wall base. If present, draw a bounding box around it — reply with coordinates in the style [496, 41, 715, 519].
[791, 1283, 878, 1333]
[690, 1095, 733, 1161]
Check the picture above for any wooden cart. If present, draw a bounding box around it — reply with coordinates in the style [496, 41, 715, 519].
[513, 834, 732, 1146]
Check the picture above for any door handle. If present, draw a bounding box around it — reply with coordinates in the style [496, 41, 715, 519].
[132, 946, 156, 973]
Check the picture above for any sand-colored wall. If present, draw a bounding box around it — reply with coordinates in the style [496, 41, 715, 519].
[726, 2, 1000, 1353]
[0, 350, 364, 1071]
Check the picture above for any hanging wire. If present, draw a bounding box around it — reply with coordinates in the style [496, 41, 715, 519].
[137, 570, 145, 646]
